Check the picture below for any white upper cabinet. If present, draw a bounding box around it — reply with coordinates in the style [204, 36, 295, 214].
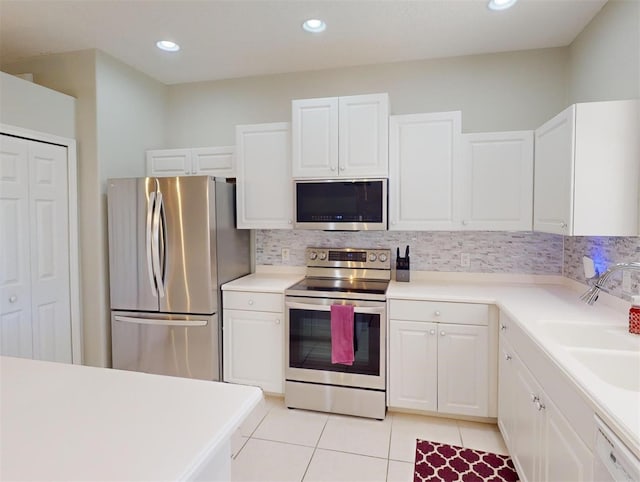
[147, 146, 235, 178]
[534, 99, 639, 236]
[235, 122, 293, 229]
[461, 131, 533, 231]
[389, 111, 462, 230]
[292, 93, 389, 179]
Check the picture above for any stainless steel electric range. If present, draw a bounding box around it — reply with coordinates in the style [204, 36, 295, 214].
[284, 247, 391, 419]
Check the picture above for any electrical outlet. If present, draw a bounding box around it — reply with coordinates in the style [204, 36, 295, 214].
[281, 248, 290, 262]
[461, 253, 470, 268]
[622, 270, 632, 293]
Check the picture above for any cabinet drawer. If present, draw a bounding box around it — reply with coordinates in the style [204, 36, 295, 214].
[389, 300, 489, 326]
[223, 291, 283, 312]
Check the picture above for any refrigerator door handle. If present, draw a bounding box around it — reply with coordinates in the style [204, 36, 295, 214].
[146, 191, 157, 296]
[152, 190, 165, 298]
[114, 315, 208, 327]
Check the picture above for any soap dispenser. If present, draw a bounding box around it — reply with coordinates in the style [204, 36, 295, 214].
[630, 295, 640, 335]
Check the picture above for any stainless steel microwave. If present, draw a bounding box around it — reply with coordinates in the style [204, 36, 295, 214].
[294, 179, 387, 231]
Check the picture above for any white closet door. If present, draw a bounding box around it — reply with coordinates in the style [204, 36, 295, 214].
[0, 135, 34, 358]
[28, 141, 71, 362]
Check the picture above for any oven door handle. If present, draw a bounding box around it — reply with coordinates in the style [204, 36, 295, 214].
[285, 301, 385, 315]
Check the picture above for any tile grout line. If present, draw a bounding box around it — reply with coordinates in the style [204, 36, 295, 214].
[385, 412, 394, 482]
[299, 415, 330, 482]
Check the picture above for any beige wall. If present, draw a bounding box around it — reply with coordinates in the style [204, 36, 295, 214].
[0, 71, 76, 138]
[166, 48, 569, 147]
[2, 50, 166, 367]
[569, 0, 640, 103]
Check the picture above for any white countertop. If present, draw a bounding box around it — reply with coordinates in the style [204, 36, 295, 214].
[388, 278, 640, 457]
[222, 272, 303, 293]
[0, 356, 262, 481]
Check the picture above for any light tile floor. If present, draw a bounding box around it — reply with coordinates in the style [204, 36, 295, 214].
[231, 396, 509, 482]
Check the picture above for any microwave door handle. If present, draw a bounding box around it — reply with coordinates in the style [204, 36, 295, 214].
[285, 301, 385, 315]
[146, 191, 157, 295]
[114, 315, 207, 327]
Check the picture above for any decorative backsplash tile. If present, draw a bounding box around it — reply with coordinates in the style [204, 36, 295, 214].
[256, 230, 564, 275]
[564, 236, 640, 297]
[256, 230, 640, 299]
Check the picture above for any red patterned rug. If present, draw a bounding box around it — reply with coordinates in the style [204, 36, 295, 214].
[414, 439, 519, 482]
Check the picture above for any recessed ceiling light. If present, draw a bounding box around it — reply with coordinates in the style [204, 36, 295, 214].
[488, 0, 518, 11]
[302, 18, 326, 33]
[156, 40, 180, 52]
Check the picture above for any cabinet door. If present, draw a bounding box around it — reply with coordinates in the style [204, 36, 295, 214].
[437, 323, 489, 417]
[461, 131, 533, 231]
[497, 336, 516, 449]
[389, 112, 462, 230]
[146, 148, 192, 176]
[338, 93, 389, 178]
[223, 308, 283, 394]
[540, 395, 593, 482]
[533, 105, 575, 235]
[292, 97, 339, 178]
[0, 135, 33, 358]
[389, 320, 438, 411]
[235, 122, 293, 229]
[510, 352, 544, 482]
[192, 146, 235, 177]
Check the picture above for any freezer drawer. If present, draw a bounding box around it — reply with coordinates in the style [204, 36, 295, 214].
[111, 311, 219, 381]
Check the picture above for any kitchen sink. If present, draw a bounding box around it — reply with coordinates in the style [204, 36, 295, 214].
[536, 320, 640, 351]
[565, 347, 640, 392]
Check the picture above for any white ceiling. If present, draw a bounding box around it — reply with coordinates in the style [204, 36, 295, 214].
[0, 0, 608, 85]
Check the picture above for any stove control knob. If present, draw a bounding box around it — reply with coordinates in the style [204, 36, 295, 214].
[318, 252, 327, 260]
[368, 253, 377, 262]
[378, 253, 388, 262]
[309, 251, 318, 260]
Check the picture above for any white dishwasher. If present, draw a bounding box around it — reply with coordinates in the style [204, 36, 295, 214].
[594, 416, 640, 481]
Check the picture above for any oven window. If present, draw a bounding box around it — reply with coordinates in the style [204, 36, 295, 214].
[288, 309, 380, 375]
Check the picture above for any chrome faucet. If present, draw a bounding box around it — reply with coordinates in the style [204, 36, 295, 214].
[580, 261, 640, 305]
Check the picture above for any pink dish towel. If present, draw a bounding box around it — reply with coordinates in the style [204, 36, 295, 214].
[331, 304, 355, 365]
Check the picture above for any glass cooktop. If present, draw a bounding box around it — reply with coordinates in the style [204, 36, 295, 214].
[285, 277, 389, 300]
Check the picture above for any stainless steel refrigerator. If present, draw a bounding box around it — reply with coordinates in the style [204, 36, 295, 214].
[107, 176, 250, 381]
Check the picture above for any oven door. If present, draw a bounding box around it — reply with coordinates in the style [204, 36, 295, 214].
[285, 296, 386, 390]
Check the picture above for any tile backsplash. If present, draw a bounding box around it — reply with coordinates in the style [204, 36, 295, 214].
[256, 230, 564, 275]
[564, 236, 640, 298]
[256, 230, 640, 300]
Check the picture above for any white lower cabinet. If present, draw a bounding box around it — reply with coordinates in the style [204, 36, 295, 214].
[388, 300, 493, 418]
[223, 291, 284, 394]
[499, 315, 593, 482]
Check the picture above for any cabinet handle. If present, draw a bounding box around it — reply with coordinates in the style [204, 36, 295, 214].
[340, 166, 345, 171]
[288, 219, 292, 224]
[248, 300, 254, 305]
[434, 311, 441, 317]
[9, 296, 17, 303]
[560, 222, 567, 228]
[440, 331, 446, 336]
[504, 353, 512, 361]
[275, 319, 280, 324]
[530, 394, 538, 403]
[429, 329, 436, 335]
[535, 400, 546, 411]
[462, 220, 468, 226]
[330, 166, 336, 171]
[500, 324, 507, 331]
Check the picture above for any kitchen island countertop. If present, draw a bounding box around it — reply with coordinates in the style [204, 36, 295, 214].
[0, 356, 262, 481]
